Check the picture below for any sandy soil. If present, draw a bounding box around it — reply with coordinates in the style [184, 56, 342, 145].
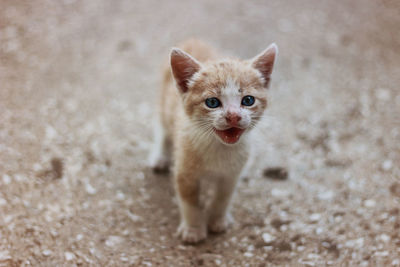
[1, 0, 400, 266]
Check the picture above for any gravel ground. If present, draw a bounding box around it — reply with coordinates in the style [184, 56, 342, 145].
[1, 0, 400, 266]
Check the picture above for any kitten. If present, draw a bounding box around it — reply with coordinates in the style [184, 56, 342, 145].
[149, 39, 277, 243]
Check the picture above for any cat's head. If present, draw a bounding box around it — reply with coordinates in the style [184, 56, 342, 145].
[170, 44, 277, 145]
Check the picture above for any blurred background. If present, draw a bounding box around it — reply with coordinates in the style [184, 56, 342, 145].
[0, 0, 399, 266]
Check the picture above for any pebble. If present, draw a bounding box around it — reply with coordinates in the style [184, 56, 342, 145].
[375, 251, 389, 257]
[297, 246, 305, 252]
[375, 88, 390, 101]
[126, 211, 142, 222]
[299, 259, 315, 266]
[0, 198, 7, 206]
[345, 238, 364, 248]
[309, 213, 321, 222]
[244, 252, 253, 258]
[85, 183, 97, 195]
[271, 188, 289, 197]
[364, 199, 376, 208]
[50, 229, 58, 237]
[42, 250, 52, 256]
[65, 252, 75, 261]
[379, 234, 390, 243]
[0, 251, 11, 261]
[45, 125, 57, 140]
[262, 233, 275, 243]
[307, 253, 320, 259]
[116, 191, 125, 200]
[381, 160, 393, 171]
[317, 190, 334, 200]
[105, 236, 124, 247]
[2, 174, 11, 184]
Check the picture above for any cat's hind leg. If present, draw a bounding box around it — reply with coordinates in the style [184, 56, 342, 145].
[148, 118, 171, 174]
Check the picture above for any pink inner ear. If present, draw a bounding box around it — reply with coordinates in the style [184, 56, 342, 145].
[170, 50, 201, 93]
[252, 45, 277, 87]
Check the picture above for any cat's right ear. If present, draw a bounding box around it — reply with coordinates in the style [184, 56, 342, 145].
[170, 48, 201, 93]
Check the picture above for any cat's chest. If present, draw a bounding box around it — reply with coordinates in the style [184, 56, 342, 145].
[200, 142, 249, 175]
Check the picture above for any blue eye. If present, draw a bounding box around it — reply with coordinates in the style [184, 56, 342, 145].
[241, 95, 255, 106]
[205, 97, 221, 108]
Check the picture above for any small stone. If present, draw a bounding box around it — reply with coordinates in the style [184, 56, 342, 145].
[318, 190, 334, 200]
[51, 158, 64, 179]
[390, 183, 400, 197]
[297, 246, 305, 251]
[307, 253, 320, 259]
[0, 198, 7, 206]
[309, 213, 321, 222]
[364, 199, 376, 208]
[76, 234, 83, 241]
[379, 234, 390, 243]
[381, 160, 393, 171]
[2, 174, 11, 184]
[85, 183, 97, 195]
[392, 259, 400, 266]
[50, 229, 58, 237]
[126, 211, 141, 222]
[375, 251, 389, 257]
[42, 250, 52, 256]
[375, 88, 390, 101]
[263, 167, 288, 180]
[65, 252, 75, 261]
[262, 233, 275, 243]
[45, 126, 57, 139]
[116, 191, 125, 200]
[0, 251, 11, 261]
[105, 236, 124, 247]
[244, 252, 253, 258]
[271, 188, 289, 197]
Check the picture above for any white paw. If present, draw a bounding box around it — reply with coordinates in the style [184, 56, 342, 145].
[148, 155, 170, 174]
[177, 223, 207, 243]
[208, 213, 234, 233]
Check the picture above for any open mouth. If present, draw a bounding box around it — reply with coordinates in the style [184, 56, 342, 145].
[214, 127, 245, 144]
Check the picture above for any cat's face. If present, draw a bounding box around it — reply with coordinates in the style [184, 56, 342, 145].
[171, 44, 277, 145]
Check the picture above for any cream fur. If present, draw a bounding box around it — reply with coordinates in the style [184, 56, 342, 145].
[149, 39, 277, 243]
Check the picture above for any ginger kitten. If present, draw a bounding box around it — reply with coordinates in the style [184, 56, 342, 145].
[149, 39, 278, 243]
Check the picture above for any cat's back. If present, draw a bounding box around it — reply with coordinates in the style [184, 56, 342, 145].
[159, 39, 217, 134]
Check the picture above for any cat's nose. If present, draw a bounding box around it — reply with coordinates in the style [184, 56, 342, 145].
[225, 112, 242, 126]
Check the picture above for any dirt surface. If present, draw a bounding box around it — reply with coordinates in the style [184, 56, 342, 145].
[1, 0, 400, 266]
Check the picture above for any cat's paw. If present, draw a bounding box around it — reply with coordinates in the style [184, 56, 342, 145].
[177, 223, 207, 244]
[148, 155, 170, 174]
[208, 213, 234, 233]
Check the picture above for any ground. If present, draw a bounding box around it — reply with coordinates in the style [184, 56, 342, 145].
[1, 0, 400, 266]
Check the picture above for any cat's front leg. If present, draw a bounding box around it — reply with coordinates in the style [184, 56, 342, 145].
[207, 175, 239, 233]
[175, 169, 207, 243]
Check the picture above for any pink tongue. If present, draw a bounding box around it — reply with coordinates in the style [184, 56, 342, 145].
[215, 128, 245, 144]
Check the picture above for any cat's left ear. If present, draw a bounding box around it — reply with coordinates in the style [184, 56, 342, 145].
[251, 43, 278, 88]
[170, 48, 202, 94]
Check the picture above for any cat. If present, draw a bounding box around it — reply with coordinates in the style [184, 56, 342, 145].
[149, 39, 278, 243]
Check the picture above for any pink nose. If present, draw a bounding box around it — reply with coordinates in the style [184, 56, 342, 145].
[225, 112, 242, 126]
